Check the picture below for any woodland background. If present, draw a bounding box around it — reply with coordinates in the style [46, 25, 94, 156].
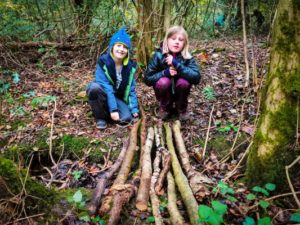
[0, 0, 299, 225]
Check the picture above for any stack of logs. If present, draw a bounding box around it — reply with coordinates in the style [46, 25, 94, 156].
[87, 115, 213, 225]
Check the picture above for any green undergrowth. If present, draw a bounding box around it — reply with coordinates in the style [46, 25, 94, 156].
[2, 130, 115, 166]
[193, 133, 249, 158]
[0, 157, 56, 211]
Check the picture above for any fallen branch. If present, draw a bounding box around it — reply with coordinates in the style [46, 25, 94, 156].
[202, 104, 214, 159]
[285, 156, 300, 208]
[87, 138, 129, 215]
[150, 140, 164, 225]
[2, 41, 87, 50]
[136, 127, 154, 211]
[49, 100, 57, 167]
[167, 172, 186, 225]
[99, 120, 140, 215]
[172, 121, 212, 200]
[107, 184, 136, 225]
[155, 150, 171, 195]
[165, 123, 199, 225]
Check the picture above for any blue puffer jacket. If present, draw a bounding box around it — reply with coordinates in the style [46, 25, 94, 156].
[95, 53, 139, 114]
[144, 49, 201, 86]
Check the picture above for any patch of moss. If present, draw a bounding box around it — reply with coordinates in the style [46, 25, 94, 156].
[0, 157, 56, 210]
[60, 134, 90, 158]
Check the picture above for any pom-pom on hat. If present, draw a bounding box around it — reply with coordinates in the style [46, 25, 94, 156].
[109, 26, 131, 50]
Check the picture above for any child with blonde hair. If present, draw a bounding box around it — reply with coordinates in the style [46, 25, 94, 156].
[144, 25, 200, 120]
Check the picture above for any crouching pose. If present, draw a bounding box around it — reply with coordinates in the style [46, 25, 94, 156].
[87, 27, 139, 129]
[144, 25, 200, 121]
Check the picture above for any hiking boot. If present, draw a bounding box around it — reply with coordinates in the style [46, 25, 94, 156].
[96, 119, 107, 129]
[179, 111, 189, 121]
[158, 108, 169, 120]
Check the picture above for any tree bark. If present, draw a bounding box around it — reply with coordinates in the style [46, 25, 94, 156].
[172, 121, 212, 200]
[87, 138, 129, 215]
[150, 142, 164, 225]
[167, 172, 186, 225]
[136, 127, 154, 211]
[99, 121, 140, 214]
[164, 123, 199, 225]
[246, 0, 300, 186]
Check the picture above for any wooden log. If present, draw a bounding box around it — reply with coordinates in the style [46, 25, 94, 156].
[87, 138, 129, 215]
[133, 104, 147, 181]
[136, 127, 154, 211]
[155, 150, 171, 195]
[98, 120, 140, 215]
[167, 172, 186, 225]
[150, 136, 164, 225]
[172, 120, 212, 200]
[113, 120, 140, 186]
[107, 184, 136, 225]
[164, 123, 199, 225]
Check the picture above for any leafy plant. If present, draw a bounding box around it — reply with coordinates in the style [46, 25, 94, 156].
[67, 190, 105, 224]
[72, 170, 83, 181]
[213, 181, 237, 202]
[10, 106, 27, 116]
[217, 123, 238, 133]
[202, 85, 216, 101]
[31, 95, 56, 108]
[290, 213, 300, 223]
[198, 200, 228, 225]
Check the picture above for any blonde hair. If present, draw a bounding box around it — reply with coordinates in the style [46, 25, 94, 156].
[162, 25, 192, 59]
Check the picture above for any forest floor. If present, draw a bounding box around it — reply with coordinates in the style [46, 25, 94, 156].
[1, 37, 298, 224]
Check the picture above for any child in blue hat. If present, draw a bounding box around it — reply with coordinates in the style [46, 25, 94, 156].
[86, 27, 139, 129]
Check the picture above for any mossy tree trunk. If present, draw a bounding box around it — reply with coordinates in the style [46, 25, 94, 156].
[246, 0, 300, 186]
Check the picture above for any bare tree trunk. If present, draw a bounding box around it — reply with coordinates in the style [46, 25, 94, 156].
[246, 0, 300, 186]
[241, 0, 250, 87]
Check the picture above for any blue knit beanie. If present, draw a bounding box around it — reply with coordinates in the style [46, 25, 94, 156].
[109, 26, 131, 50]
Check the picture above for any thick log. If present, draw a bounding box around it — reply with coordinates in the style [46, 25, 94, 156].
[87, 139, 129, 215]
[167, 172, 186, 225]
[164, 123, 199, 225]
[150, 139, 164, 225]
[107, 184, 136, 225]
[172, 120, 212, 200]
[155, 150, 171, 195]
[1, 41, 87, 50]
[136, 127, 154, 211]
[113, 121, 140, 186]
[98, 120, 140, 214]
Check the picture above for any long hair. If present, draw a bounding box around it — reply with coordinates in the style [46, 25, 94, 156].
[162, 25, 192, 59]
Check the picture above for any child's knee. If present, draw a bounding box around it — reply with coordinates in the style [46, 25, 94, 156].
[176, 78, 191, 89]
[155, 77, 172, 90]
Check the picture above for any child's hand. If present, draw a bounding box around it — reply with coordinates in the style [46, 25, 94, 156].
[169, 66, 177, 76]
[165, 54, 173, 66]
[110, 112, 120, 121]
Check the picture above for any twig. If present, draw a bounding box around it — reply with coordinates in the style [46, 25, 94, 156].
[49, 100, 57, 167]
[5, 213, 45, 225]
[249, 191, 300, 210]
[229, 102, 245, 159]
[285, 156, 300, 208]
[202, 104, 214, 158]
[223, 141, 252, 182]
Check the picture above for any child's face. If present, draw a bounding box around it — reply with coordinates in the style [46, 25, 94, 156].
[112, 43, 128, 61]
[167, 33, 185, 54]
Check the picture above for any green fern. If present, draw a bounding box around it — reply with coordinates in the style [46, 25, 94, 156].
[202, 85, 216, 101]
